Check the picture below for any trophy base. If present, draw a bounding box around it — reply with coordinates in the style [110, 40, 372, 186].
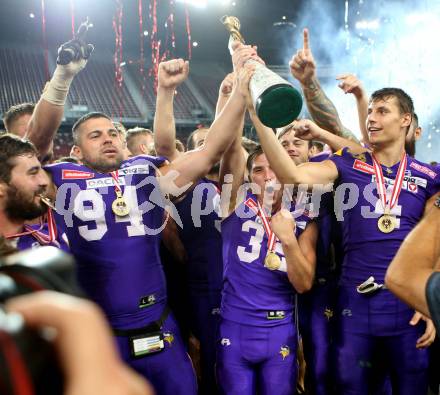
[255, 83, 302, 129]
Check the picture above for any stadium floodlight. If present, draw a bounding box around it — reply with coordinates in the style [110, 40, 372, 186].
[193, 41, 198, 47]
[176, 0, 208, 8]
[29, 13, 35, 18]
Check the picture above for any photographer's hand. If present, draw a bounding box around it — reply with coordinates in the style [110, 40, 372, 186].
[6, 291, 153, 395]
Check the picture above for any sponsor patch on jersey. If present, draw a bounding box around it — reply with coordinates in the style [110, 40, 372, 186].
[86, 176, 126, 189]
[62, 169, 94, 180]
[407, 182, 418, 193]
[353, 159, 375, 175]
[371, 175, 427, 190]
[267, 310, 286, 320]
[410, 162, 437, 179]
[119, 165, 150, 176]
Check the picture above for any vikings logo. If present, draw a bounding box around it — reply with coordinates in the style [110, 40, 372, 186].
[163, 332, 174, 346]
[324, 308, 334, 321]
[353, 153, 367, 162]
[280, 346, 290, 360]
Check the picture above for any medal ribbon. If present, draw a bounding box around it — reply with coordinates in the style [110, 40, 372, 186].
[244, 198, 276, 252]
[372, 152, 407, 213]
[6, 209, 59, 247]
[110, 170, 123, 196]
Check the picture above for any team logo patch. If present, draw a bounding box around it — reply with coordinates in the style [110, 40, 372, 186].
[62, 169, 94, 180]
[324, 308, 334, 321]
[221, 338, 231, 346]
[353, 160, 375, 175]
[352, 153, 367, 162]
[163, 332, 174, 346]
[410, 162, 437, 179]
[279, 346, 290, 360]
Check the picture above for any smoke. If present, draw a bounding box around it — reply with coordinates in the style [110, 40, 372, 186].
[284, 0, 440, 162]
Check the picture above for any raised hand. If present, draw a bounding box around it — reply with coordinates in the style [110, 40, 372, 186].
[158, 58, 190, 90]
[219, 72, 235, 98]
[336, 73, 366, 99]
[231, 43, 265, 71]
[292, 119, 323, 141]
[56, 18, 94, 75]
[271, 209, 296, 243]
[233, 63, 256, 108]
[289, 28, 316, 85]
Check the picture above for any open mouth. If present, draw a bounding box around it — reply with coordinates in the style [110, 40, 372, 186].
[102, 147, 117, 155]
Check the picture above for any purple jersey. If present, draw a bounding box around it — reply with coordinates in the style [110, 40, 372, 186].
[174, 178, 223, 291]
[9, 222, 70, 252]
[328, 148, 440, 285]
[45, 155, 168, 329]
[221, 192, 313, 326]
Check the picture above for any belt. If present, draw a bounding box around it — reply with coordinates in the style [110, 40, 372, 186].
[113, 305, 171, 337]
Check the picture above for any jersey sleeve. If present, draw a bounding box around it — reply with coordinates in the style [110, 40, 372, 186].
[326, 147, 353, 182]
[44, 162, 91, 188]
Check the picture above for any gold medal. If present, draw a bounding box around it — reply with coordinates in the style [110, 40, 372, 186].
[377, 213, 396, 233]
[112, 192, 130, 217]
[264, 251, 281, 271]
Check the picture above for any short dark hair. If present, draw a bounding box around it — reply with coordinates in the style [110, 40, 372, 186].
[370, 88, 414, 116]
[3, 103, 35, 132]
[310, 141, 324, 151]
[72, 112, 112, 144]
[246, 144, 264, 177]
[186, 127, 209, 151]
[0, 134, 37, 183]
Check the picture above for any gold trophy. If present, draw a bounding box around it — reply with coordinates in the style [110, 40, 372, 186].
[222, 16, 302, 128]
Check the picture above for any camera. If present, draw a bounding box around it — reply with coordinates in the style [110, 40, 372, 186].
[0, 247, 80, 395]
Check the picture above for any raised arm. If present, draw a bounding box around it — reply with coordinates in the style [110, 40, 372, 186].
[289, 29, 358, 142]
[215, 72, 235, 118]
[292, 119, 367, 154]
[153, 59, 189, 161]
[336, 73, 369, 143]
[217, 73, 246, 216]
[271, 210, 318, 293]
[26, 23, 93, 157]
[385, 200, 440, 317]
[158, 65, 253, 196]
[249, 108, 338, 187]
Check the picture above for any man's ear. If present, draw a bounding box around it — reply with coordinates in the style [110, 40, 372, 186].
[140, 144, 148, 154]
[414, 127, 422, 141]
[72, 145, 83, 160]
[402, 113, 412, 128]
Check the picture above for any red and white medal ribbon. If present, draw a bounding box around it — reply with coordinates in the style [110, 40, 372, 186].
[245, 198, 276, 252]
[6, 209, 59, 247]
[372, 152, 407, 214]
[110, 170, 123, 195]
